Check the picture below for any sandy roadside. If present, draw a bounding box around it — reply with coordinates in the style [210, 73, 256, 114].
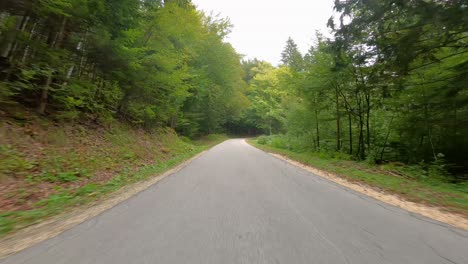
[269, 152, 468, 231]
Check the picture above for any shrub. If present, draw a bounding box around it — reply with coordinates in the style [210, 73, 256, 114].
[257, 135, 269, 145]
[179, 136, 192, 143]
[332, 152, 352, 160]
[270, 135, 288, 149]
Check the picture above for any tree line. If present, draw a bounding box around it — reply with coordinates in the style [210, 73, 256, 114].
[1, 0, 466, 177]
[239, 0, 467, 178]
[0, 0, 248, 136]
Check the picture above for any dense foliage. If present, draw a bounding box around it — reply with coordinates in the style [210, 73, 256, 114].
[243, 1, 467, 178]
[0, 0, 247, 136]
[1, 0, 466, 177]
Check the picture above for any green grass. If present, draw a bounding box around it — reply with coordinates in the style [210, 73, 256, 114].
[0, 145, 36, 181]
[0, 134, 226, 238]
[249, 139, 468, 216]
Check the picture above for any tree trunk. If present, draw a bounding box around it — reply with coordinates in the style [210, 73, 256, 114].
[37, 16, 67, 114]
[0, 12, 9, 30]
[348, 112, 353, 155]
[9, 14, 30, 61]
[21, 21, 37, 63]
[338, 87, 353, 155]
[314, 96, 320, 151]
[335, 86, 341, 151]
[357, 113, 364, 159]
[453, 102, 458, 152]
[365, 91, 371, 151]
[379, 115, 394, 162]
[37, 73, 52, 115]
[52, 17, 67, 48]
[269, 119, 272, 135]
[356, 94, 365, 160]
[0, 15, 22, 58]
[421, 78, 437, 161]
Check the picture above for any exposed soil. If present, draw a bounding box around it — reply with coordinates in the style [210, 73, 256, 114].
[0, 117, 175, 213]
[0, 150, 208, 259]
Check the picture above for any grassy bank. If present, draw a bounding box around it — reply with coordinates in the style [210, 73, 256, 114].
[249, 138, 468, 217]
[0, 115, 226, 237]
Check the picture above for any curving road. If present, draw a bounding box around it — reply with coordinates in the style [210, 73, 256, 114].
[2, 139, 467, 264]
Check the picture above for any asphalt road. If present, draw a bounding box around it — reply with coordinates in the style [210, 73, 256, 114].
[2, 139, 468, 264]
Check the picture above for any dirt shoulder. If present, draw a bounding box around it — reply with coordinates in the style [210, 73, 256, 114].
[268, 152, 468, 230]
[0, 150, 208, 259]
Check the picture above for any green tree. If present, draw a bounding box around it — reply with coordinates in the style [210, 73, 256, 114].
[281, 37, 303, 72]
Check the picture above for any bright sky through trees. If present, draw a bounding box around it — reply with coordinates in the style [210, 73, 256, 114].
[193, 0, 334, 65]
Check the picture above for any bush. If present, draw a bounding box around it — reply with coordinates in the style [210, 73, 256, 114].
[332, 152, 352, 160]
[179, 136, 192, 144]
[270, 135, 288, 149]
[257, 135, 269, 145]
[427, 154, 453, 182]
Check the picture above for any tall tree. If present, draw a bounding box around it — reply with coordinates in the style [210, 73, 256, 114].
[281, 37, 303, 72]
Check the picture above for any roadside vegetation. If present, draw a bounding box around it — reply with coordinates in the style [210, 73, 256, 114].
[0, 0, 466, 237]
[237, 1, 467, 218]
[250, 136, 468, 216]
[0, 1, 248, 137]
[0, 1, 237, 237]
[0, 109, 226, 236]
[237, 2, 467, 180]
[234, 0, 467, 210]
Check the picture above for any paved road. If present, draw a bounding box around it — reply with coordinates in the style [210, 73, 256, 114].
[2, 139, 468, 264]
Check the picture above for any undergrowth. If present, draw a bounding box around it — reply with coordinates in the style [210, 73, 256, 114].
[0, 117, 227, 237]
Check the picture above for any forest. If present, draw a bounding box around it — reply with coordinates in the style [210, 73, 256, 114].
[0, 0, 466, 179]
[0, 0, 248, 136]
[1, 0, 468, 255]
[241, 0, 468, 181]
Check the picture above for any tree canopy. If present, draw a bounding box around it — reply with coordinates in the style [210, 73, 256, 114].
[235, 2, 468, 178]
[1, 0, 467, 177]
[0, 0, 246, 137]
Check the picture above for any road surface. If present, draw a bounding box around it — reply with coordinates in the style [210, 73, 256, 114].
[2, 139, 467, 264]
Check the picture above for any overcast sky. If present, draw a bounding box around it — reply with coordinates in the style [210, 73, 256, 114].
[192, 0, 335, 65]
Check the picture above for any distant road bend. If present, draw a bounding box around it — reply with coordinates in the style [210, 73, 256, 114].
[2, 139, 467, 264]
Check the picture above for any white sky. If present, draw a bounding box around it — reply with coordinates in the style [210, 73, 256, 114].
[192, 0, 335, 65]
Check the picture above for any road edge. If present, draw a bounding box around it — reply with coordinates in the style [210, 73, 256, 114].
[247, 140, 468, 231]
[0, 145, 215, 259]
